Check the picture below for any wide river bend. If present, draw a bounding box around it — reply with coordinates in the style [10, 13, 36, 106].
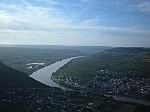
[30, 56, 83, 89]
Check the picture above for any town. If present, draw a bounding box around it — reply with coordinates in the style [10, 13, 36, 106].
[53, 69, 150, 101]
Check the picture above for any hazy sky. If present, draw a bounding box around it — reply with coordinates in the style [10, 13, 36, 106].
[0, 0, 150, 47]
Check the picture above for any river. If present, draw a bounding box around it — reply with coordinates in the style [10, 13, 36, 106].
[30, 56, 83, 89]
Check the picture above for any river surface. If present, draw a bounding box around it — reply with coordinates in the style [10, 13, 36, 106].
[30, 56, 83, 89]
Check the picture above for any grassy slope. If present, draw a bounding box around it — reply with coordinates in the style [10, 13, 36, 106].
[0, 62, 47, 88]
[53, 47, 150, 83]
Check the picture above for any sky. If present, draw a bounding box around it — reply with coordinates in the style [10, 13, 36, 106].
[0, 0, 150, 47]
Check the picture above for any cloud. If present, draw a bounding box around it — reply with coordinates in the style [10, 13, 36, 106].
[0, 1, 149, 33]
[79, 0, 92, 3]
[0, 2, 149, 34]
[136, 1, 150, 12]
[0, 1, 150, 47]
[0, 2, 71, 30]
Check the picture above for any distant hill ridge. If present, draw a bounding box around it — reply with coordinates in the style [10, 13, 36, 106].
[105, 47, 150, 54]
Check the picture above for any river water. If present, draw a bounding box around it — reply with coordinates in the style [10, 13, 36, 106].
[30, 56, 83, 89]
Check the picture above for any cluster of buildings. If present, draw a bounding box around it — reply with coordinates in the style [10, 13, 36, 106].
[86, 69, 150, 100]
[55, 69, 150, 100]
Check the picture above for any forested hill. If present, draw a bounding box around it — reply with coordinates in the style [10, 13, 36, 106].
[53, 47, 150, 84]
[0, 62, 47, 88]
[105, 47, 150, 54]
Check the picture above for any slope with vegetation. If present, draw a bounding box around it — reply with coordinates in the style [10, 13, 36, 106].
[0, 47, 83, 75]
[0, 62, 47, 88]
[53, 47, 150, 81]
[52, 47, 150, 99]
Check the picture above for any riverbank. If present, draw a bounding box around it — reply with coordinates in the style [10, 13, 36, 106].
[30, 56, 84, 89]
